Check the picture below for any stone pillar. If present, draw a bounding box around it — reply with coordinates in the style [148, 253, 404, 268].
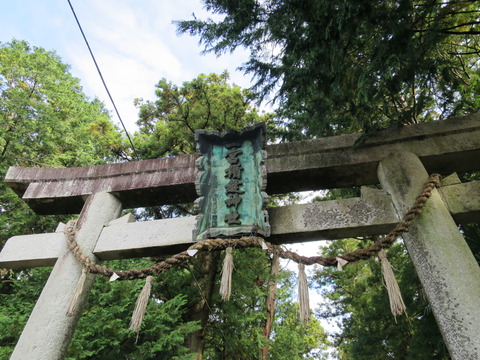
[378, 152, 480, 359]
[11, 192, 122, 360]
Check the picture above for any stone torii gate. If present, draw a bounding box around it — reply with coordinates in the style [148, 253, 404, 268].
[2, 114, 480, 359]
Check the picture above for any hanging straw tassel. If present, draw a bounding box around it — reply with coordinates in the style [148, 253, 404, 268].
[66, 267, 88, 316]
[130, 276, 154, 335]
[298, 263, 310, 323]
[219, 247, 234, 301]
[378, 249, 406, 318]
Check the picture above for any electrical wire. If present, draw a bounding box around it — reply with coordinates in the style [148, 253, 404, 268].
[66, 0, 138, 159]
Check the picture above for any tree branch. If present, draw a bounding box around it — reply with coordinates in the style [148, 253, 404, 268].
[200, 85, 212, 129]
[439, 21, 480, 31]
[440, 30, 480, 35]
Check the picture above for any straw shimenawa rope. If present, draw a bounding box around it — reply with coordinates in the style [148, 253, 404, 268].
[298, 263, 310, 323]
[219, 247, 234, 301]
[65, 173, 441, 280]
[129, 276, 154, 333]
[378, 249, 407, 317]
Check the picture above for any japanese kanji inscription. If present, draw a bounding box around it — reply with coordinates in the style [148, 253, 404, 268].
[193, 123, 270, 240]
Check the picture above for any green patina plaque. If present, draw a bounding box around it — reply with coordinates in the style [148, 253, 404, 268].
[193, 123, 270, 240]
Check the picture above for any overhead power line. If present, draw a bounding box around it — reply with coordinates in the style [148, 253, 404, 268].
[67, 0, 137, 159]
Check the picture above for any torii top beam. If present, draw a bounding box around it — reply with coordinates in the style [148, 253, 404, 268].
[5, 113, 480, 215]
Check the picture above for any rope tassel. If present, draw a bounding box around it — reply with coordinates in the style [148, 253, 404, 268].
[219, 247, 234, 301]
[66, 267, 88, 317]
[130, 276, 154, 333]
[378, 249, 406, 318]
[62, 175, 440, 280]
[298, 263, 310, 323]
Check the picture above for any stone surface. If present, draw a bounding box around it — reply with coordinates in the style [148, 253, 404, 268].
[10, 192, 122, 360]
[378, 152, 480, 360]
[439, 180, 480, 224]
[107, 213, 136, 225]
[2, 180, 479, 267]
[440, 172, 462, 186]
[94, 191, 398, 259]
[5, 113, 480, 214]
[6, 155, 198, 214]
[268, 190, 398, 243]
[4, 113, 480, 360]
[0, 232, 65, 268]
[96, 216, 197, 260]
[266, 112, 480, 192]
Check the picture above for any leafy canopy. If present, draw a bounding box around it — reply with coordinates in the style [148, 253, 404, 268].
[133, 71, 274, 159]
[0, 40, 125, 169]
[177, 0, 480, 139]
[131, 71, 327, 358]
[0, 39, 128, 358]
[314, 238, 449, 359]
[0, 39, 125, 247]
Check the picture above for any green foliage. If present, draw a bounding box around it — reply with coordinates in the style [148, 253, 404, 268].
[133, 71, 275, 159]
[0, 39, 326, 358]
[0, 40, 129, 359]
[269, 304, 327, 360]
[462, 223, 480, 264]
[67, 261, 200, 359]
[200, 249, 328, 359]
[202, 248, 270, 359]
[268, 273, 329, 360]
[177, 0, 480, 139]
[0, 40, 125, 169]
[314, 239, 449, 359]
[0, 267, 52, 359]
[0, 39, 126, 248]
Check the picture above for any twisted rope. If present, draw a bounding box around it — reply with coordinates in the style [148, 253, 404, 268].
[65, 173, 441, 280]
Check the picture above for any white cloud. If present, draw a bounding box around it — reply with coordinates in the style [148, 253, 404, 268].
[2, 0, 255, 131]
[60, 0, 252, 132]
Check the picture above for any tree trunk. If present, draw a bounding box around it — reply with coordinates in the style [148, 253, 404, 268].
[185, 251, 220, 359]
[260, 252, 280, 359]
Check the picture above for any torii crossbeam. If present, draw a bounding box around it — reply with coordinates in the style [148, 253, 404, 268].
[2, 113, 480, 359]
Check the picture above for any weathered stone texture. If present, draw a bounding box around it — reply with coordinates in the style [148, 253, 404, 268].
[96, 216, 197, 260]
[10, 193, 122, 360]
[378, 152, 480, 360]
[3, 179, 480, 267]
[5, 113, 480, 214]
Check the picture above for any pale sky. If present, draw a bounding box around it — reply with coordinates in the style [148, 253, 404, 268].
[1, 0, 325, 260]
[1, 0, 253, 132]
[1, 0, 334, 344]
